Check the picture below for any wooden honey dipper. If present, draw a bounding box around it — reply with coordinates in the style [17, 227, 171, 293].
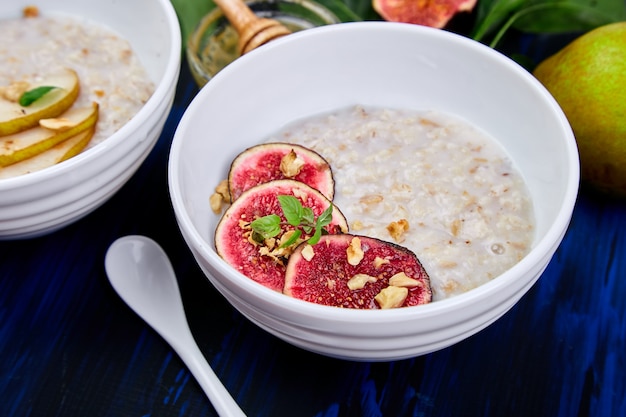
[213, 0, 292, 55]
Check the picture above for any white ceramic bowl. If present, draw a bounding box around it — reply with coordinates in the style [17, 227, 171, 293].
[169, 22, 579, 361]
[0, 0, 181, 239]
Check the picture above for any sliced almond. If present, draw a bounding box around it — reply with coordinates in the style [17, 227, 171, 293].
[0, 81, 30, 102]
[39, 116, 76, 132]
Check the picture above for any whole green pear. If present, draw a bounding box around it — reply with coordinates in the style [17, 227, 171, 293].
[533, 22, 626, 198]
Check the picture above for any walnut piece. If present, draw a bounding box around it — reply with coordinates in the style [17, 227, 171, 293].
[215, 179, 230, 201]
[210, 179, 230, 214]
[388, 272, 422, 288]
[280, 149, 305, 177]
[387, 218, 409, 242]
[373, 256, 390, 268]
[347, 273, 377, 290]
[209, 193, 223, 214]
[301, 244, 315, 261]
[346, 236, 364, 266]
[375, 286, 408, 309]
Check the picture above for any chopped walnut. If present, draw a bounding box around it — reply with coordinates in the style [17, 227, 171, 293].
[346, 237, 364, 266]
[210, 179, 230, 213]
[280, 149, 305, 177]
[373, 256, 390, 268]
[23, 5, 40, 17]
[215, 179, 230, 201]
[347, 273, 377, 290]
[388, 272, 422, 288]
[209, 193, 223, 214]
[301, 244, 315, 261]
[39, 117, 75, 131]
[387, 219, 409, 242]
[375, 286, 408, 309]
[0, 81, 30, 102]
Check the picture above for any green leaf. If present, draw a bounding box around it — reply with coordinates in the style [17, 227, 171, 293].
[308, 223, 324, 245]
[301, 207, 315, 226]
[19, 86, 57, 107]
[319, 0, 369, 21]
[278, 195, 303, 226]
[316, 204, 334, 228]
[471, 0, 527, 42]
[250, 214, 281, 239]
[471, 0, 625, 47]
[512, 0, 626, 33]
[169, 0, 215, 51]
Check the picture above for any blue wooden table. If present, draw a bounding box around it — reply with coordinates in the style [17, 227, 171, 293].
[1, 45, 625, 417]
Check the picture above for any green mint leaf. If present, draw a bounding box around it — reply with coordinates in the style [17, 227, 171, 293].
[19, 86, 57, 107]
[277, 195, 303, 226]
[301, 207, 315, 226]
[250, 214, 281, 239]
[316, 204, 333, 228]
[308, 224, 324, 245]
[280, 229, 302, 248]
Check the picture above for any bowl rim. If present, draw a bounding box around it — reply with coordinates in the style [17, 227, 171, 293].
[0, 0, 182, 190]
[169, 21, 580, 320]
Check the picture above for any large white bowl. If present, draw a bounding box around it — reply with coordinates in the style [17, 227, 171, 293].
[169, 22, 579, 361]
[0, 0, 181, 239]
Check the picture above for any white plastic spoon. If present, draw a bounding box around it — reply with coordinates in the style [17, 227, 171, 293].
[104, 235, 246, 417]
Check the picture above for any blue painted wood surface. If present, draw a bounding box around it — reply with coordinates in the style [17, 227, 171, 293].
[1, 49, 625, 417]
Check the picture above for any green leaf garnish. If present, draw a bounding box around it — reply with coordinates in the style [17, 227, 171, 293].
[19, 86, 57, 107]
[277, 195, 303, 226]
[250, 214, 281, 240]
[250, 195, 334, 247]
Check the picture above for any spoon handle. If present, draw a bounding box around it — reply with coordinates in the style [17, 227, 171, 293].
[213, 0, 257, 34]
[168, 328, 247, 417]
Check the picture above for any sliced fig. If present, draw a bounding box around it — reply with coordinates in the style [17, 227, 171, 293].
[373, 0, 477, 29]
[284, 234, 432, 309]
[228, 142, 335, 202]
[215, 179, 349, 292]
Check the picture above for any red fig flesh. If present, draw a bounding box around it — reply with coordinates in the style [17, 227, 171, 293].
[284, 234, 432, 309]
[215, 179, 348, 292]
[373, 0, 477, 29]
[228, 142, 335, 202]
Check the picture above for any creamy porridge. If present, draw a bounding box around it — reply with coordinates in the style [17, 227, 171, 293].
[0, 10, 154, 149]
[269, 105, 535, 300]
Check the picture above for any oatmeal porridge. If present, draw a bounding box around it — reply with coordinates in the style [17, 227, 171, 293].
[0, 10, 154, 149]
[269, 105, 535, 300]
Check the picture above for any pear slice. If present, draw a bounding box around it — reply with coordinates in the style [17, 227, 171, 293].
[0, 127, 95, 179]
[0, 102, 99, 167]
[0, 68, 80, 136]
